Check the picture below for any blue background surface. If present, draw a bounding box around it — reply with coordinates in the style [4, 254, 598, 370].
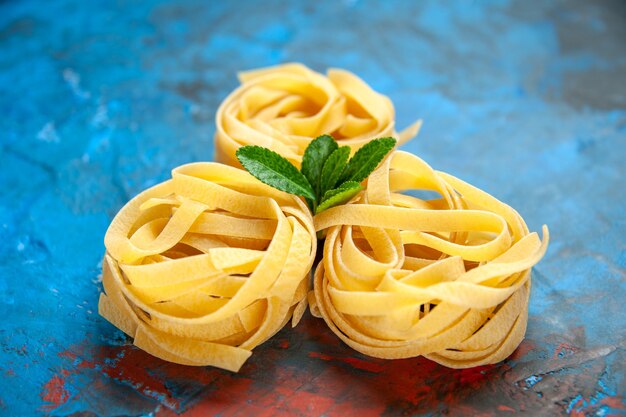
[0, 1, 624, 416]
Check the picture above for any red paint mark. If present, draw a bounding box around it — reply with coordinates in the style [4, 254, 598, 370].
[300, 366, 386, 417]
[40, 374, 70, 410]
[256, 407, 297, 417]
[160, 377, 254, 417]
[497, 405, 516, 412]
[59, 345, 180, 409]
[600, 396, 626, 410]
[325, 401, 386, 417]
[58, 315, 518, 416]
[5, 369, 15, 377]
[308, 351, 385, 373]
[452, 405, 496, 417]
[552, 342, 579, 359]
[568, 397, 589, 417]
[304, 347, 497, 415]
[509, 339, 536, 360]
[103, 350, 179, 408]
[457, 365, 494, 386]
[277, 390, 336, 416]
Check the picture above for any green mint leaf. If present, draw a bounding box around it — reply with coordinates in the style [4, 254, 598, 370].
[315, 181, 363, 214]
[301, 134, 338, 199]
[236, 146, 316, 201]
[319, 146, 351, 198]
[339, 137, 396, 184]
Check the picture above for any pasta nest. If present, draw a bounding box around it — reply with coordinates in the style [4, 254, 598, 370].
[311, 151, 549, 368]
[99, 162, 316, 371]
[215, 63, 421, 167]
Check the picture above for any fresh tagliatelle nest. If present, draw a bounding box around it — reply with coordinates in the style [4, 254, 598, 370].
[310, 151, 549, 368]
[99, 64, 549, 372]
[99, 163, 316, 371]
[214, 63, 421, 167]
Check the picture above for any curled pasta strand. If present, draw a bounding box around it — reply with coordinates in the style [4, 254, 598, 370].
[215, 63, 422, 167]
[310, 151, 549, 368]
[99, 162, 316, 371]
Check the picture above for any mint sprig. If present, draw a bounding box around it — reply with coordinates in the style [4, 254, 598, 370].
[301, 134, 337, 199]
[319, 146, 351, 200]
[316, 181, 362, 214]
[235, 146, 316, 201]
[236, 135, 396, 214]
[339, 137, 397, 184]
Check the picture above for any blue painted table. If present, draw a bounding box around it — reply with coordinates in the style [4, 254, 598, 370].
[1, 1, 624, 416]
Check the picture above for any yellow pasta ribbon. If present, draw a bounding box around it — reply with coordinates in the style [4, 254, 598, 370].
[99, 162, 316, 371]
[215, 63, 422, 167]
[310, 151, 549, 368]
